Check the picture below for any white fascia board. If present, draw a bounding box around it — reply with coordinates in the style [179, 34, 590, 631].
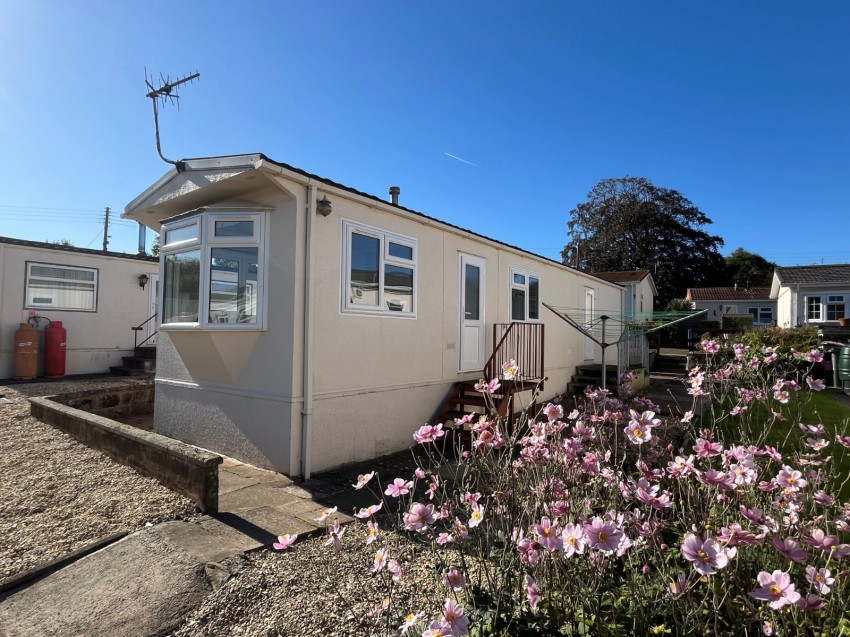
[123, 154, 265, 220]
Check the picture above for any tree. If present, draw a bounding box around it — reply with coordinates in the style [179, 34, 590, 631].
[724, 247, 776, 288]
[151, 234, 160, 257]
[48, 238, 74, 246]
[561, 176, 726, 305]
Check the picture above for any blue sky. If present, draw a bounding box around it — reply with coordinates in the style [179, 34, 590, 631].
[0, 1, 847, 266]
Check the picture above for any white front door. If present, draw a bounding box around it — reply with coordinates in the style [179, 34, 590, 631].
[147, 275, 160, 345]
[584, 287, 595, 361]
[459, 254, 486, 372]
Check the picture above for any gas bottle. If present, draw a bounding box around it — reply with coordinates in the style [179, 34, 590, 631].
[13, 323, 38, 380]
[44, 321, 67, 379]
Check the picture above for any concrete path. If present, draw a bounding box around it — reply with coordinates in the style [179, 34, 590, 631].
[0, 456, 374, 637]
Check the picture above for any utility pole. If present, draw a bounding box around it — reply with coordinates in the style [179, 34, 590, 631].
[102, 207, 110, 252]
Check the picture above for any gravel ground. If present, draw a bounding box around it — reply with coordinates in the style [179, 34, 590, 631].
[171, 520, 453, 637]
[0, 377, 200, 581]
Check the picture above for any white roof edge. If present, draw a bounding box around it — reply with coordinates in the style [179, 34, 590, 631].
[122, 154, 264, 217]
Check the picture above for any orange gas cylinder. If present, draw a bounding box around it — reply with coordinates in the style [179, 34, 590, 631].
[13, 323, 38, 380]
[44, 321, 67, 379]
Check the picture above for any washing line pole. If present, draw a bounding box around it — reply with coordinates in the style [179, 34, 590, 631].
[600, 315, 608, 391]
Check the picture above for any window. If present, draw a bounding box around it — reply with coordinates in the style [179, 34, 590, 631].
[342, 220, 416, 316]
[826, 295, 845, 321]
[510, 267, 540, 321]
[806, 294, 846, 323]
[748, 307, 773, 324]
[160, 211, 267, 329]
[25, 262, 97, 311]
[807, 296, 822, 321]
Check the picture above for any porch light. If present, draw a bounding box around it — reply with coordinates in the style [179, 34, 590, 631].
[138, 273, 150, 290]
[317, 195, 333, 217]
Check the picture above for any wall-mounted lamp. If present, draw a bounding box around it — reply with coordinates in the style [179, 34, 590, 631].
[316, 195, 333, 217]
[138, 273, 150, 290]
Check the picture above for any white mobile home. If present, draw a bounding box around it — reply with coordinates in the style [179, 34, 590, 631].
[0, 236, 159, 379]
[123, 154, 622, 477]
[770, 264, 850, 328]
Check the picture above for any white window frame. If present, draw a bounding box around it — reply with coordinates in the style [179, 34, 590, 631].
[25, 261, 98, 312]
[159, 210, 269, 330]
[509, 266, 541, 322]
[341, 219, 417, 318]
[806, 294, 846, 323]
[748, 306, 773, 324]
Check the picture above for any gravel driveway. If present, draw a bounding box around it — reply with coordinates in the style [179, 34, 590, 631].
[0, 377, 200, 581]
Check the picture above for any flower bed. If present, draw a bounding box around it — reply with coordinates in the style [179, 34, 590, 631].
[280, 349, 850, 636]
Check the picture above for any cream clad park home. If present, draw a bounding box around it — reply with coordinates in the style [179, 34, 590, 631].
[123, 154, 622, 478]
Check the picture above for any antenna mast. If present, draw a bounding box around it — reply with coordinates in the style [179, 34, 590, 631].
[144, 69, 200, 165]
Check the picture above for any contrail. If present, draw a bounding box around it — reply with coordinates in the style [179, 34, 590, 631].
[444, 152, 483, 169]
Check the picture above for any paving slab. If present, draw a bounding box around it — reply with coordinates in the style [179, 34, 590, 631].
[223, 463, 295, 487]
[152, 520, 246, 563]
[218, 468, 260, 495]
[218, 483, 302, 512]
[0, 527, 212, 637]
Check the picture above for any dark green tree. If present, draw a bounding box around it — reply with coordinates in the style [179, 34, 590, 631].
[724, 247, 776, 287]
[561, 176, 726, 305]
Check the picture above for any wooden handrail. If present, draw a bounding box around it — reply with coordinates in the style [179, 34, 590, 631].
[483, 322, 544, 383]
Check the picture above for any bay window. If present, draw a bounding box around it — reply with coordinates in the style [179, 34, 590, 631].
[160, 210, 267, 329]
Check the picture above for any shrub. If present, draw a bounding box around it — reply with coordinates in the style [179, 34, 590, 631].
[311, 352, 850, 636]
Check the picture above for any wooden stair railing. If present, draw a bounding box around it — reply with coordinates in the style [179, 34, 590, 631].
[434, 322, 544, 442]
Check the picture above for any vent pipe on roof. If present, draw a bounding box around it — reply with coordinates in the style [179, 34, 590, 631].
[389, 186, 400, 205]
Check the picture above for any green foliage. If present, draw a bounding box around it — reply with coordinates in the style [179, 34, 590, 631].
[740, 326, 818, 352]
[560, 176, 726, 305]
[151, 234, 160, 257]
[724, 247, 776, 287]
[664, 298, 692, 312]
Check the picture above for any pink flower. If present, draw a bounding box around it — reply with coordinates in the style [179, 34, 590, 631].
[365, 520, 379, 544]
[516, 536, 540, 566]
[701, 339, 720, 353]
[388, 559, 403, 582]
[836, 435, 850, 448]
[525, 574, 539, 610]
[776, 465, 807, 491]
[372, 548, 388, 573]
[352, 472, 375, 489]
[468, 504, 485, 528]
[750, 570, 800, 609]
[532, 516, 563, 551]
[273, 533, 298, 550]
[694, 437, 724, 458]
[561, 523, 586, 557]
[474, 378, 501, 394]
[805, 566, 834, 594]
[355, 502, 383, 519]
[697, 469, 735, 491]
[584, 517, 623, 555]
[324, 519, 346, 551]
[772, 537, 808, 563]
[436, 532, 455, 545]
[806, 377, 826, 391]
[680, 533, 728, 575]
[314, 506, 338, 523]
[398, 611, 424, 635]
[502, 359, 519, 380]
[803, 528, 839, 551]
[413, 423, 445, 444]
[443, 567, 466, 592]
[543, 403, 564, 421]
[403, 502, 436, 531]
[385, 478, 414, 497]
[441, 598, 469, 636]
[668, 572, 688, 595]
[806, 349, 824, 363]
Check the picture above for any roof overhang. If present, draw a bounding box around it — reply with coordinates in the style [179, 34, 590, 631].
[122, 155, 273, 231]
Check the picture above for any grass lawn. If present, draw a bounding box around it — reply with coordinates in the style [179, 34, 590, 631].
[717, 388, 850, 499]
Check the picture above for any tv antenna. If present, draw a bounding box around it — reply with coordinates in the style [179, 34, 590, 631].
[144, 68, 200, 166]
